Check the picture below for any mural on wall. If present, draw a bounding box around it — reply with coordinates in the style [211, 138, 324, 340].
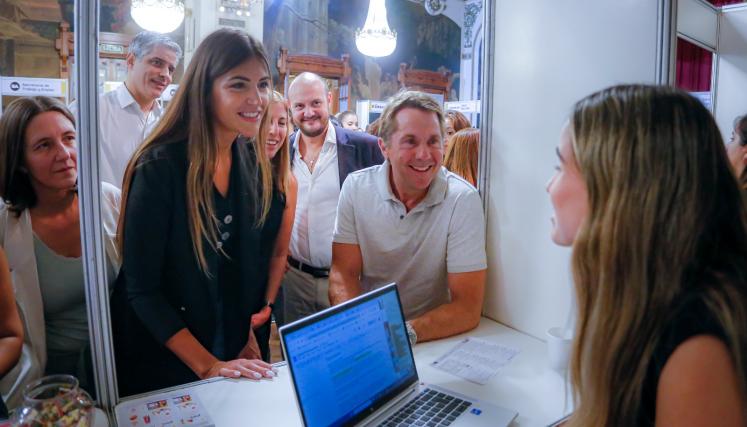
[0, 0, 151, 79]
[0, 0, 71, 79]
[263, 0, 462, 102]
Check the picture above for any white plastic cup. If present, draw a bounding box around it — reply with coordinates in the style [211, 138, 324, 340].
[546, 327, 573, 372]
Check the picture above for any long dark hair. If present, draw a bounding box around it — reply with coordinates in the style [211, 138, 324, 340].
[118, 29, 273, 273]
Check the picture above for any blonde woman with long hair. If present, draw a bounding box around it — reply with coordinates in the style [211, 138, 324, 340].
[443, 127, 479, 187]
[547, 85, 747, 426]
[252, 91, 297, 337]
[112, 29, 282, 396]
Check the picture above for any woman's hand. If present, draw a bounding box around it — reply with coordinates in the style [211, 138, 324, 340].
[250, 306, 272, 329]
[204, 358, 277, 380]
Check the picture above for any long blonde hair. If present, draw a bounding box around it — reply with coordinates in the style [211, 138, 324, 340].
[443, 127, 479, 186]
[567, 85, 747, 426]
[118, 29, 273, 273]
[259, 91, 292, 194]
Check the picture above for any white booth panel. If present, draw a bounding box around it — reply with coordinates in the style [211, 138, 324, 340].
[484, 0, 660, 339]
[677, 0, 719, 49]
[714, 7, 747, 141]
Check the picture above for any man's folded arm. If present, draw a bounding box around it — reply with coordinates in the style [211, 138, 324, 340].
[408, 269, 486, 343]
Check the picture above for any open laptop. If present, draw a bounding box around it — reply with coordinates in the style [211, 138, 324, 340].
[279, 283, 518, 427]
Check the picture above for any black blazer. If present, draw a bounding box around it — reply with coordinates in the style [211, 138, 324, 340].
[111, 139, 278, 396]
[290, 125, 385, 187]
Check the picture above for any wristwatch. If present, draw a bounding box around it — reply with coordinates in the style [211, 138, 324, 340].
[265, 300, 275, 312]
[405, 321, 418, 346]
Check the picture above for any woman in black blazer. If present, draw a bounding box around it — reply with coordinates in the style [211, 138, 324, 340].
[112, 29, 285, 396]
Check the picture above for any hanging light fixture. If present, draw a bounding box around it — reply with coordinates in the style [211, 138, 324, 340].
[130, 0, 185, 34]
[355, 0, 397, 58]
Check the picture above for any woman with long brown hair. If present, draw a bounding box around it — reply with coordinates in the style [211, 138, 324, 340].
[443, 127, 479, 187]
[112, 29, 281, 395]
[547, 85, 747, 426]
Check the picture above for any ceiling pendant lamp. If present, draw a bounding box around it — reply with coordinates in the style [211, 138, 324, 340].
[130, 0, 185, 34]
[355, 0, 397, 58]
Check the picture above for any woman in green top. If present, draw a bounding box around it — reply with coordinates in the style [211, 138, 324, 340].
[0, 96, 120, 406]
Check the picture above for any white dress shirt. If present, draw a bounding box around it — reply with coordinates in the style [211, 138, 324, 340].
[96, 84, 162, 187]
[290, 123, 340, 269]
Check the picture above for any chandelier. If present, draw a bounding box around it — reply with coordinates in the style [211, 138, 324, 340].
[218, 0, 261, 17]
[130, 0, 185, 33]
[355, 0, 397, 58]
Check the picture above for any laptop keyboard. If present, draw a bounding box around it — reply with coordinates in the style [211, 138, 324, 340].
[377, 388, 472, 427]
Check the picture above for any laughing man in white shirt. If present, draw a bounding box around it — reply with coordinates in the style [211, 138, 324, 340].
[329, 91, 487, 345]
[73, 32, 181, 187]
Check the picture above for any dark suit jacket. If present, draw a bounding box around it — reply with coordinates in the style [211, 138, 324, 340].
[111, 139, 278, 396]
[290, 125, 384, 187]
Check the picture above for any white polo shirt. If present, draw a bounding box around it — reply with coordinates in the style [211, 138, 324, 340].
[290, 123, 340, 269]
[333, 161, 487, 319]
[94, 84, 162, 187]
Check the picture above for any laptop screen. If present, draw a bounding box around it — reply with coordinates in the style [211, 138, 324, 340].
[281, 284, 418, 427]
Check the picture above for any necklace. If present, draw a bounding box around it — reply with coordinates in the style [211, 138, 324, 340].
[303, 156, 317, 166]
[300, 147, 321, 171]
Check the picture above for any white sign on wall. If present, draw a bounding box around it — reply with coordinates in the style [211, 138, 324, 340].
[356, 99, 389, 129]
[368, 101, 388, 113]
[444, 100, 481, 114]
[1, 76, 67, 97]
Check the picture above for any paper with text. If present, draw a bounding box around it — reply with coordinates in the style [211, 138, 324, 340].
[431, 337, 519, 385]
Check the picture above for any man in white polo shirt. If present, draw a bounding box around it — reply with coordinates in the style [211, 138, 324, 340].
[72, 31, 180, 187]
[329, 90, 486, 345]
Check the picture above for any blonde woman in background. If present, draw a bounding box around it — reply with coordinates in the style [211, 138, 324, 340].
[547, 85, 747, 426]
[444, 110, 471, 149]
[253, 90, 297, 339]
[443, 128, 479, 187]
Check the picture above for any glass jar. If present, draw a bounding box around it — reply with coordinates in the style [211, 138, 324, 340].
[11, 375, 94, 427]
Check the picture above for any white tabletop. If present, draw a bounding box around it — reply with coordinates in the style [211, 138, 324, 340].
[115, 318, 571, 426]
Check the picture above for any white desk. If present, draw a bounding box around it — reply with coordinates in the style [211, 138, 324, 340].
[115, 318, 571, 426]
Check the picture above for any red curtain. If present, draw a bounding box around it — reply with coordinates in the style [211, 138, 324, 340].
[676, 38, 712, 92]
[707, 0, 743, 5]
